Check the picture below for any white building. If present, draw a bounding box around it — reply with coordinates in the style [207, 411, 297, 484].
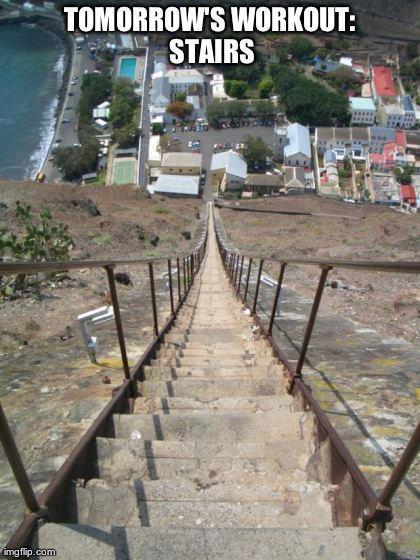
[349, 97, 376, 126]
[210, 74, 232, 101]
[166, 69, 205, 95]
[148, 135, 161, 171]
[316, 127, 370, 159]
[377, 96, 416, 129]
[282, 123, 312, 168]
[211, 151, 247, 193]
[148, 174, 200, 197]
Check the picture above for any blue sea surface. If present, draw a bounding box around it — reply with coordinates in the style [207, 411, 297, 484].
[0, 23, 65, 180]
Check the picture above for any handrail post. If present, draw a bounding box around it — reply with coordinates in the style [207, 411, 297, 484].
[294, 266, 331, 380]
[105, 265, 131, 380]
[237, 256, 244, 295]
[183, 258, 187, 296]
[148, 262, 159, 337]
[232, 254, 238, 283]
[176, 257, 181, 302]
[251, 259, 264, 316]
[243, 257, 253, 303]
[234, 254, 240, 287]
[363, 422, 420, 530]
[167, 259, 175, 316]
[0, 404, 43, 515]
[267, 263, 287, 335]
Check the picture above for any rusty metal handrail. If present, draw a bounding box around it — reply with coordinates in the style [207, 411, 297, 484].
[1, 215, 209, 551]
[213, 206, 419, 534]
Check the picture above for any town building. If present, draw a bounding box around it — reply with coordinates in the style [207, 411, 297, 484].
[349, 97, 376, 126]
[210, 151, 247, 193]
[147, 135, 161, 179]
[371, 66, 398, 103]
[369, 131, 410, 171]
[166, 69, 205, 95]
[315, 127, 370, 160]
[161, 152, 202, 176]
[243, 174, 284, 196]
[276, 123, 312, 167]
[284, 166, 306, 194]
[150, 75, 171, 108]
[377, 96, 416, 129]
[148, 174, 200, 197]
[369, 127, 398, 154]
[210, 73, 232, 101]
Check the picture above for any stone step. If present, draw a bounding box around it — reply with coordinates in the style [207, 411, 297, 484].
[110, 411, 313, 443]
[151, 356, 277, 368]
[73, 481, 332, 529]
[161, 340, 271, 352]
[165, 331, 260, 345]
[93, 437, 312, 484]
[170, 327, 258, 338]
[157, 346, 273, 358]
[140, 378, 284, 399]
[143, 365, 283, 381]
[133, 396, 292, 414]
[36, 525, 364, 560]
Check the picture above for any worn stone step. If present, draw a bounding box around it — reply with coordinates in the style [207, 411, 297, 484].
[93, 437, 312, 485]
[165, 331, 261, 345]
[143, 365, 283, 381]
[140, 378, 284, 399]
[161, 340, 271, 352]
[151, 355, 277, 368]
[133, 396, 292, 414]
[110, 411, 313, 443]
[157, 346, 273, 358]
[36, 524, 365, 560]
[73, 480, 332, 529]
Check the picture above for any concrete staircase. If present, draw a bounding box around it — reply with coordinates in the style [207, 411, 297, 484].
[36, 213, 364, 558]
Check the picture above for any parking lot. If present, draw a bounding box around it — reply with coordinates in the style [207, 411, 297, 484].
[160, 125, 275, 200]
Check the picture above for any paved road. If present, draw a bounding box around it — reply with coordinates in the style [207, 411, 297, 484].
[42, 38, 98, 182]
[162, 126, 276, 201]
[137, 46, 154, 188]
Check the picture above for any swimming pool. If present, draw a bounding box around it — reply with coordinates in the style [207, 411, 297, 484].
[119, 57, 137, 80]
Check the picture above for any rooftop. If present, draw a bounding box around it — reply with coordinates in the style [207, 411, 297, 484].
[161, 152, 203, 168]
[151, 174, 200, 196]
[245, 174, 284, 187]
[211, 151, 247, 179]
[285, 166, 306, 185]
[372, 66, 397, 98]
[284, 123, 311, 159]
[349, 97, 376, 111]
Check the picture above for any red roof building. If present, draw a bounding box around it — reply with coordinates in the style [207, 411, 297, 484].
[400, 184, 416, 206]
[372, 66, 397, 100]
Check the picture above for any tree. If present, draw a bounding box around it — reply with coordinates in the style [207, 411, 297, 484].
[0, 203, 73, 297]
[406, 43, 418, 60]
[151, 123, 164, 135]
[253, 99, 276, 119]
[206, 102, 226, 125]
[394, 165, 413, 185]
[270, 65, 350, 126]
[289, 37, 315, 62]
[166, 101, 194, 119]
[242, 135, 271, 170]
[224, 80, 248, 99]
[226, 100, 246, 120]
[53, 146, 96, 181]
[258, 77, 274, 99]
[276, 46, 290, 65]
[175, 92, 187, 102]
[78, 73, 112, 124]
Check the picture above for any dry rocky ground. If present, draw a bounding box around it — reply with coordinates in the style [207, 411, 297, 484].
[219, 196, 420, 344]
[0, 180, 204, 354]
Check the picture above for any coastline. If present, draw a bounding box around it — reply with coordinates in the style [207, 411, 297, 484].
[0, 15, 74, 180]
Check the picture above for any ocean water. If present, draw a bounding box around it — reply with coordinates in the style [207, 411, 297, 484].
[0, 22, 65, 181]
